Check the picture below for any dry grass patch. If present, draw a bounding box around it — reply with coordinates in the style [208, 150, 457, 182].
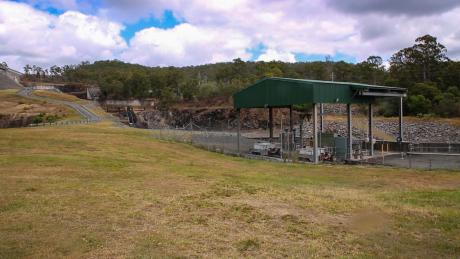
[33, 90, 107, 117]
[34, 90, 83, 103]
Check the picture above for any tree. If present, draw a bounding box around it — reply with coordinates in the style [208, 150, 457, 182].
[356, 56, 385, 85]
[325, 55, 334, 81]
[390, 34, 448, 83]
[414, 35, 449, 81]
[366, 56, 383, 84]
[410, 82, 442, 102]
[24, 64, 32, 76]
[127, 72, 150, 99]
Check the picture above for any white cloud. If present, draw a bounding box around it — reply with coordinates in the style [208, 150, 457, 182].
[2, 0, 460, 70]
[122, 23, 251, 66]
[163, 0, 359, 59]
[0, 1, 126, 70]
[257, 49, 295, 63]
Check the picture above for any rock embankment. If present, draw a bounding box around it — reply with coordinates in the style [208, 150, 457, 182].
[135, 107, 460, 144]
[0, 114, 35, 128]
[375, 120, 460, 143]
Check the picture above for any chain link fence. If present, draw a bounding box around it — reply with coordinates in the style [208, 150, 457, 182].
[150, 128, 257, 156]
[28, 118, 96, 127]
[149, 125, 460, 170]
[371, 153, 460, 170]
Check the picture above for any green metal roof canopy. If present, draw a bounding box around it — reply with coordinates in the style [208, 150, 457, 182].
[233, 77, 407, 109]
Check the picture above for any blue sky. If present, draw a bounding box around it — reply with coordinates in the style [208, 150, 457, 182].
[121, 10, 183, 43]
[1, 0, 459, 69]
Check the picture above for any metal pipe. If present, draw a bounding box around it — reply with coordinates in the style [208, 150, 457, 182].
[347, 103, 352, 160]
[237, 109, 241, 156]
[319, 103, 323, 148]
[399, 96, 403, 142]
[289, 105, 293, 151]
[368, 103, 374, 156]
[319, 103, 324, 133]
[280, 114, 283, 160]
[299, 116, 303, 149]
[313, 103, 318, 164]
[269, 107, 273, 141]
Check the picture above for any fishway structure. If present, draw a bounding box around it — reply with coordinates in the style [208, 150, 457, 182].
[233, 77, 407, 163]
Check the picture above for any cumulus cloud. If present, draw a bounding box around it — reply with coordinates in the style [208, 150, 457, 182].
[122, 23, 251, 66]
[0, 1, 126, 70]
[348, 7, 460, 60]
[159, 0, 460, 62]
[326, 0, 460, 16]
[96, 0, 170, 23]
[257, 49, 295, 63]
[2, 0, 460, 70]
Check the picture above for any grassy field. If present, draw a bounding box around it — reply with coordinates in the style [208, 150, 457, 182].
[0, 90, 81, 122]
[1, 122, 459, 258]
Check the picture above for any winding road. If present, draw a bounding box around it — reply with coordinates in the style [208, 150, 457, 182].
[18, 87, 101, 122]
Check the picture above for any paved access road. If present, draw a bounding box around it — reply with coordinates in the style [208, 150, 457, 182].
[17, 87, 101, 122]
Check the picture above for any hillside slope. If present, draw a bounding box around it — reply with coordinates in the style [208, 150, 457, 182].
[0, 89, 81, 127]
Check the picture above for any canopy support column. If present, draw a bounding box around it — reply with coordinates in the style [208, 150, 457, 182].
[319, 103, 324, 133]
[237, 109, 241, 156]
[399, 96, 403, 142]
[368, 103, 374, 156]
[289, 105, 293, 150]
[319, 103, 323, 148]
[299, 116, 303, 149]
[269, 107, 273, 142]
[313, 103, 318, 164]
[347, 104, 352, 160]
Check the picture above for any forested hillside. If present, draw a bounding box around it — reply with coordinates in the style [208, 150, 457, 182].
[19, 35, 460, 117]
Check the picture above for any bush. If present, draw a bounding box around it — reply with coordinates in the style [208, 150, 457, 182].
[45, 114, 59, 123]
[407, 95, 432, 115]
[32, 113, 45, 124]
[435, 93, 460, 117]
[31, 113, 60, 124]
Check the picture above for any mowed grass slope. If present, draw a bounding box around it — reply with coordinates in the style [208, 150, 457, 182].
[1, 123, 460, 258]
